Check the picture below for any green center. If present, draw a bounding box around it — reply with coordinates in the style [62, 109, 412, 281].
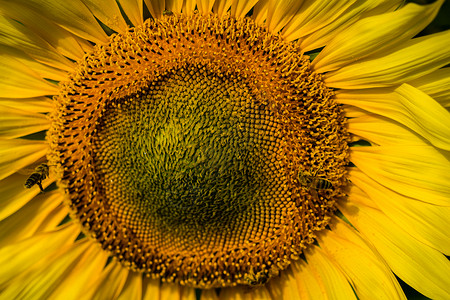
[94, 65, 283, 250]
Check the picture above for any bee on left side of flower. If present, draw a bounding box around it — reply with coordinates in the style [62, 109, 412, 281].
[24, 163, 50, 192]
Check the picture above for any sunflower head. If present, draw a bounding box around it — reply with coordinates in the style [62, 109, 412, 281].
[2, 0, 449, 298]
[48, 13, 349, 288]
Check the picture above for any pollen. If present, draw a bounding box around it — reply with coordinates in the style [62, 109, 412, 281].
[48, 13, 349, 288]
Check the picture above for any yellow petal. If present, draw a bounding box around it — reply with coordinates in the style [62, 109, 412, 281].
[336, 84, 450, 150]
[0, 44, 69, 82]
[219, 285, 271, 299]
[325, 30, 450, 89]
[340, 196, 450, 300]
[252, 0, 269, 26]
[0, 2, 90, 61]
[0, 97, 53, 113]
[142, 278, 162, 300]
[266, 267, 304, 300]
[197, 0, 215, 14]
[408, 67, 450, 108]
[166, 0, 184, 13]
[265, 0, 304, 33]
[347, 113, 426, 146]
[0, 55, 59, 98]
[294, 0, 404, 51]
[313, 1, 443, 73]
[183, 0, 197, 15]
[0, 223, 80, 289]
[166, 283, 196, 300]
[281, 0, 356, 42]
[0, 192, 63, 245]
[0, 105, 50, 138]
[302, 246, 357, 299]
[11, 0, 108, 44]
[318, 216, 406, 299]
[201, 289, 219, 300]
[213, 0, 234, 16]
[120, 0, 144, 26]
[49, 241, 109, 300]
[0, 15, 75, 71]
[350, 145, 450, 206]
[350, 169, 450, 255]
[118, 272, 143, 299]
[144, 0, 165, 18]
[290, 258, 328, 299]
[84, 259, 129, 299]
[1, 239, 92, 299]
[34, 196, 69, 233]
[231, 0, 259, 19]
[0, 139, 47, 181]
[81, 0, 129, 33]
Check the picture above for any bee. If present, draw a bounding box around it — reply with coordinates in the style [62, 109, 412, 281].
[163, 10, 174, 16]
[24, 163, 49, 192]
[298, 164, 333, 199]
[243, 269, 270, 286]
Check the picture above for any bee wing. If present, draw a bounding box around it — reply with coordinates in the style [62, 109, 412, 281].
[17, 167, 36, 175]
[16, 157, 48, 175]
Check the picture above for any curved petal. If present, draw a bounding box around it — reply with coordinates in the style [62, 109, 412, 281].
[0, 15, 75, 71]
[118, 272, 143, 299]
[0, 139, 47, 181]
[10, 0, 108, 44]
[349, 169, 450, 255]
[144, 0, 165, 18]
[0, 1, 89, 61]
[301, 246, 357, 300]
[281, 0, 356, 42]
[350, 145, 450, 206]
[318, 216, 406, 299]
[219, 285, 272, 299]
[119, 0, 144, 26]
[0, 44, 69, 82]
[265, 266, 304, 300]
[1, 239, 97, 299]
[231, 0, 259, 19]
[0, 97, 53, 113]
[201, 289, 219, 300]
[0, 105, 50, 139]
[160, 282, 196, 300]
[347, 113, 425, 146]
[264, 0, 304, 33]
[325, 30, 450, 89]
[252, 0, 269, 26]
[336, 84, 450, 151]
[183, 0, 197, 15]
[49, 241, 109, 300]
[141, 278, 197, 300]
[84, 259, 129, 299]
[197, 0, 215, 14]
[0, 192, 64, 245]
[81, 0, 129, 33]
[408, 67, 450, 108]
[313, 1, 443, 73]
[0, 223, 80, 290]
[213, 0, 234, 16]
[165, 0, 184, 13]
[0, 55, 59, 98]
[293, 0, 403, 51]
[142, 278, 162, 300]
[340, 193, 450, 300]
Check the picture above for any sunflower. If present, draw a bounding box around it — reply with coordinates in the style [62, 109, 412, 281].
[1, 0, 450, 299]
